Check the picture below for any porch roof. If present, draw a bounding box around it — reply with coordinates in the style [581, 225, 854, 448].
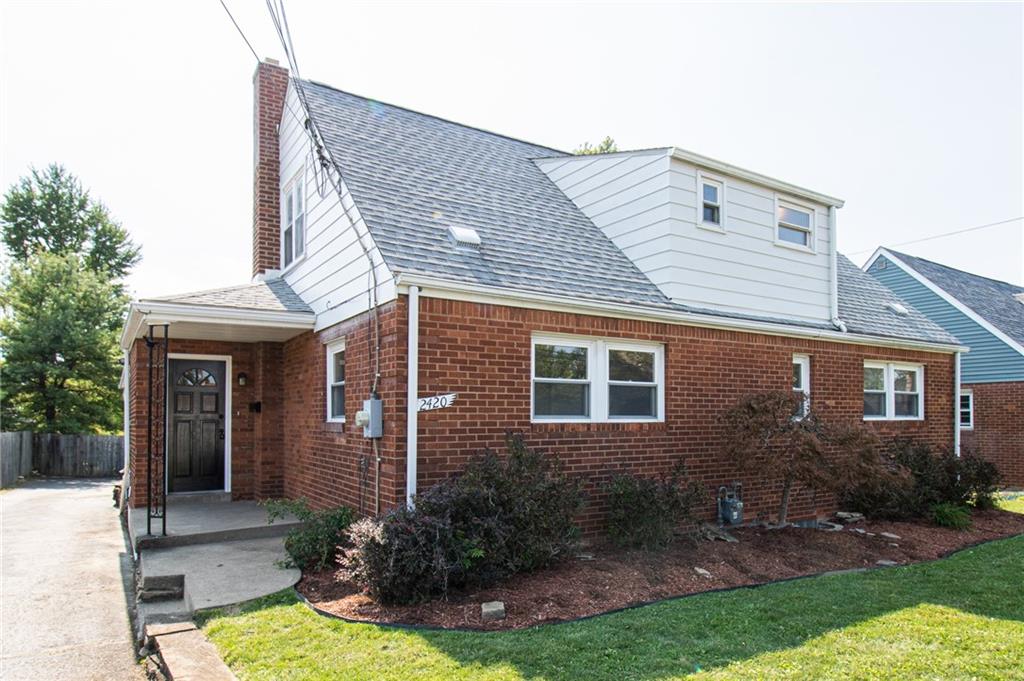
[120, 280, 315, 349]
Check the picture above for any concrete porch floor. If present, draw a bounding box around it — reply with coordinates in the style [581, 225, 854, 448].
[128, 494, 301, 551]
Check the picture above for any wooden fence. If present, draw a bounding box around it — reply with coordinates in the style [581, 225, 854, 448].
[0, 432, 123, 487]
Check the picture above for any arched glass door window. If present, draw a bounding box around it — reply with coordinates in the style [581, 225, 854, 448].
[176, 368, 217, 387]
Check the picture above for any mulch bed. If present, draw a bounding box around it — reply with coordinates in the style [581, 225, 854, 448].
[297, 509, 1024, 631]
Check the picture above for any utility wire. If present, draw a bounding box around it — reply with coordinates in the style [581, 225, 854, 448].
[847, 216, 1023, 256]
[218, 0, 260, 63]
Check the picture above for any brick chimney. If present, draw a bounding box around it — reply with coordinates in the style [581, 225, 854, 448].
[252, 58, 290, 278]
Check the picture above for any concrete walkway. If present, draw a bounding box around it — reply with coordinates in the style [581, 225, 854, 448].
[1, 479, 143, 680]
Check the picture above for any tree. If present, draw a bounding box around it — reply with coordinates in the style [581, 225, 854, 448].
[720, 391, 834, 525]
[0, 252, 125, 433]
[573, 136, 618, 155]
[1, 164, 139, 283]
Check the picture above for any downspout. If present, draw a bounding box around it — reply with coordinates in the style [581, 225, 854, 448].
[406, 285, 420, 508]
[828, 205, 846, 332]
[954, 351, 962, 456]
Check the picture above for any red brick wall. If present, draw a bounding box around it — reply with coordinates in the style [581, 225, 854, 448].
[409, 296, 956, 531]
[961, 381, 1024, 488]
[127, 338, 285, 507]
[252, 60, 289, 277]
[280, 302, 405, 515]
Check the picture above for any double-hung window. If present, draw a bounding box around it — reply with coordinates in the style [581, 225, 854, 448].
[863, 361, 924, 420]
[699, 174, 724, 229]
[792, 354, 810, 417]
[776, 198, 813, 249]
[326, 339, 345, 422]
[532, 335, 663, 422]
[282, 172, 305, 268]
[959, 390, 974, 429]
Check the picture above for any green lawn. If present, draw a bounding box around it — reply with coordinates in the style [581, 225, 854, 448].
[201, 534, 1024, 681]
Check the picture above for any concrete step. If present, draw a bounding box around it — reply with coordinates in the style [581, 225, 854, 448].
[139, 574, 185, 602]
[134, 519, 301, 551]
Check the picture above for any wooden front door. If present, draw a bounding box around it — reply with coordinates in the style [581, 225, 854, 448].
[168, 359, 226, 493]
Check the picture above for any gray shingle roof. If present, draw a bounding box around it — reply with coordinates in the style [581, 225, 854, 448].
[144, 279, 312, 314]
[300, 80, 674, 309]
[887, 250, 1024, 347]
[837, 254, 959, 345]
[297, 80, 959, 347]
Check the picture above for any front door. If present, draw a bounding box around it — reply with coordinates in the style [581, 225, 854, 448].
[169, 359, 226, 493]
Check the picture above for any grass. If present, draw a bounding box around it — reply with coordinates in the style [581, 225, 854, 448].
[201, 534, 1024, 680]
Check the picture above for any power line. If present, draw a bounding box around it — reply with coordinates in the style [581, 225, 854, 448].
[218, 0, 260, 63]
[847, 216, 1023, 256]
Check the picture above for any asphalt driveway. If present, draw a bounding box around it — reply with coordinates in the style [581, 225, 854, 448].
[1, 478, 143, 680]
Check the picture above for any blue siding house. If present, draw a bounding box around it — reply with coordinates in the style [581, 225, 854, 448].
[865, 248, 1024, 486]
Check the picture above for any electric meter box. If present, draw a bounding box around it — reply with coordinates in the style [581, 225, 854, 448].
[362, 398, 383, 439]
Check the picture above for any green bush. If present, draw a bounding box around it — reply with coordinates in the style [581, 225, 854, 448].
[263, 498, 354, 571]
[341, 433, 584, 603]
[605, 462, 706, 550]
[931, 502, 972, 530]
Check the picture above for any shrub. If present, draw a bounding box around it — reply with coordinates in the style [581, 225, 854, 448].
[721, 391, 834, 524]
[263, 498, 354, 571]
[605, 462, 707, 550]
[931, 502, 972, 530]
[342, 433, 584, 603]
[834, 434, 1002, 522]
[342, 511, 462, 604]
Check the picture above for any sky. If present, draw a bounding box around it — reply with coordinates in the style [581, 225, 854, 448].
[1, 1, 1022, 299]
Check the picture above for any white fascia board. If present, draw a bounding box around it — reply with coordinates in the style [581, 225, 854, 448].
[670, 148, 845, 208]
[393, 273, 967, 354]
[865, 248, 1024, 358]
[120, 301, 315, 349]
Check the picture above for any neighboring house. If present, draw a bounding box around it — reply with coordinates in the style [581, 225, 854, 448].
[866, 248, 1024, 487]
[120, 60, 964, 531]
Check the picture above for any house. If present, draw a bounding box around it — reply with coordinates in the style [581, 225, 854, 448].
[120, 60, 965, 533]
[866, 248, 1024, 487]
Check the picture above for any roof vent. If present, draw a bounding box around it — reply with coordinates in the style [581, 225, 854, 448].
[1015, 292, 1024, 305]
[447, 225, 481, 248]
[886, 301, 909, 316]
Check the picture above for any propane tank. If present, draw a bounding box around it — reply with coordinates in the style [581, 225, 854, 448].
[718, 482, 744, 526]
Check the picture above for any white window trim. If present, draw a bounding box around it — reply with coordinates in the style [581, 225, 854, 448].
[774, 194, 816, 253]
[531, 334, 665, 423]
[959, 389, 974, 430]
[863, 361, 925, 421]
[793, 354, 811, 416]
[696, 170, 726, 233]
[281, 167, 306, 272]
[325, 338, 346, 423]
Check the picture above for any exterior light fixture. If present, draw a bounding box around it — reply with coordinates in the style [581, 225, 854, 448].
[238, 372, 248, 386]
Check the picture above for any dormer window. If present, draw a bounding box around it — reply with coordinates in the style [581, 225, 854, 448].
[282, 171, 305, 268]
[697, 172, 725, 231]
[776, 200, 813, 250]
[702, 180, 722, 226]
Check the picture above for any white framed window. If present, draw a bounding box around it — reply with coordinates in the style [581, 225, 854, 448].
[775, 196, 814, 251]
[959, 390, 974, 430]
[792, 354, 810, 417]
[697, 172, 725, 231]
[531, 334, 664, 422]
[282, 170, 305, 268]
[326, 339, 345, 422]
[863, 361, 924, 421]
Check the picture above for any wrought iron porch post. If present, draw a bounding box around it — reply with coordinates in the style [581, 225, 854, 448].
[145, 323, 170, 536]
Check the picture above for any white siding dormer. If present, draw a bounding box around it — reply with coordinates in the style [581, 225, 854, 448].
[277, 82, 396, 330]
[536, 148, 842, 325]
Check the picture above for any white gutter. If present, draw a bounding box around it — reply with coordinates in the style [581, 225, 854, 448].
[828, 206, 846, 332]
[393, 273, 968, 355]
[406, 285, 420, 508]
[954, 351, 962, 456]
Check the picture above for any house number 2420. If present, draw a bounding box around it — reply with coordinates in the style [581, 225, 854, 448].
[417, 393, 457, 412]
